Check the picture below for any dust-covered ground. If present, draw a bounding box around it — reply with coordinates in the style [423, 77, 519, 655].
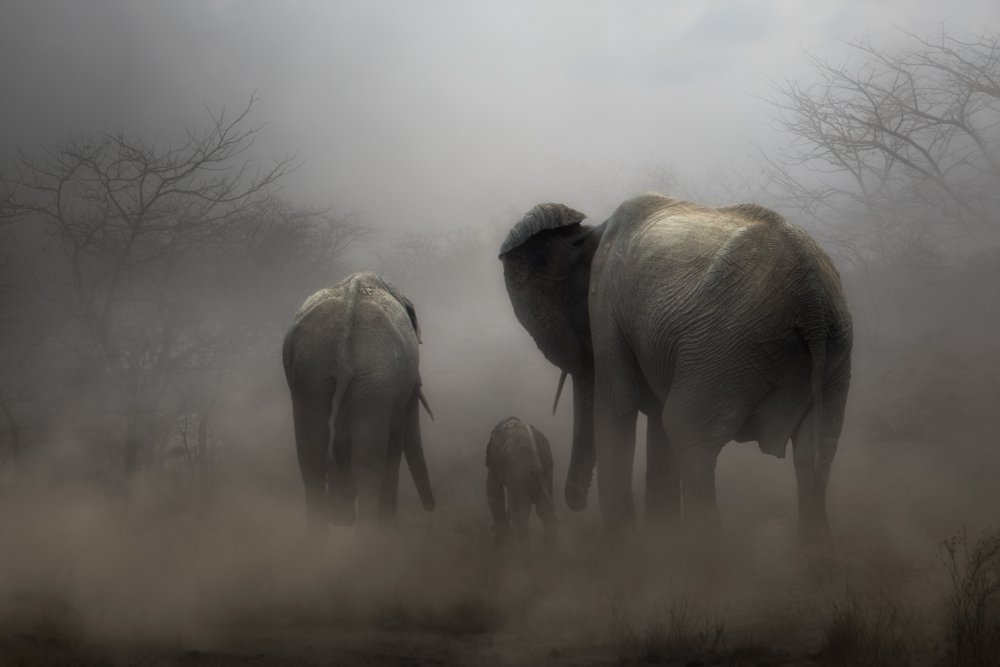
[2, 263, 999, 667]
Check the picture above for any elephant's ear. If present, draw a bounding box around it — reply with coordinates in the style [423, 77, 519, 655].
[499, 203, 586, 257]
[377, 275, 422, 343]
[401, 296, 421, 343]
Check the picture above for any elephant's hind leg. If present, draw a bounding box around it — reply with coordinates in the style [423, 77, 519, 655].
[328, 415, 356, 526]
[291, 390, 333, 532]
[792, 381, 847, 542]
[348, 406, 392, 525]
[378, 414, 406, 525]
[792, 408, 826, 540]
[508, 480, 532, 544]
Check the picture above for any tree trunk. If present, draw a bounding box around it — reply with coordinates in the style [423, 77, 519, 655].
[197, 411, 210, 472]
[123, 367, 141, 473]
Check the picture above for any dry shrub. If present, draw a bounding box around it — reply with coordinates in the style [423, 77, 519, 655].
[375, 594, 503, 636]
[818, 585, 912, 667]
[610, 594, 725, 664]
[941, 527, 1000, 666]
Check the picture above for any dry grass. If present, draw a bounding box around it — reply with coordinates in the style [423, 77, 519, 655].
[817, 586, 913, 667]
[941, 527, 1000, 666]
[608, 593, 772, 665]
[374, 593, 504, 636]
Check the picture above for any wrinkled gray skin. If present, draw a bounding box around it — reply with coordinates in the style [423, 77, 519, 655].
[486, 417, 557, 547]
[282, 272, 435, 532]
[499, 194, 852, 539]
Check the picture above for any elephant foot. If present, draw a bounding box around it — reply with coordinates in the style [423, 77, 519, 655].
[797, 517, 832, 547]
[796, 498, 831, 545]
[565, 481, 589, 512]
[327, 493, 357, 526]
[542, 527, 558, 550]
[303, 515, 329, 546]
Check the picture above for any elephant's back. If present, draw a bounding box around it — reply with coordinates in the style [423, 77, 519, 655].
[598, 195, 748, 288]
[282, 289, 351, 385]
[593, 199, 850, 388]
[283, 275, 419, 390]
[593, 197, 762, 322]
[601, 199, 842, 322]
[348, 292, 420, 378]
[487, 418, 544, 479]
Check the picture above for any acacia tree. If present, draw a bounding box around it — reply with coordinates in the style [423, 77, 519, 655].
[1, 99, 366, 472]
[765, 28, 1000, 265]
[761, 29, 1000, 345]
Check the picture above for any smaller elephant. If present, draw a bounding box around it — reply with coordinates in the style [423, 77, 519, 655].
[486, 417, 557, 547]
[282, 272, 435, 533]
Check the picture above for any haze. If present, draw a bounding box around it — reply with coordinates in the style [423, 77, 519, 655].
[3, 1, 995, 226]
[1, 2, 999, 665]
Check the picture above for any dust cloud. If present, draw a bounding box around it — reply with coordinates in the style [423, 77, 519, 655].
[2, 4, 1000, 666]
[1, 232, 999, 665]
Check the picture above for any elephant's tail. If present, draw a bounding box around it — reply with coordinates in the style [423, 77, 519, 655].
[328, 277, 362, 466]
[404, 391, 435, 511]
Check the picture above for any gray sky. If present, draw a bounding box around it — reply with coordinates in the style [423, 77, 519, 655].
[2, 0, 997, 231]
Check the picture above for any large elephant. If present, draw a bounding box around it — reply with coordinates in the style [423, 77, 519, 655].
[499, 194, 852, 538]
[282, 272, 435, 531]
[486, 417, 557, 547]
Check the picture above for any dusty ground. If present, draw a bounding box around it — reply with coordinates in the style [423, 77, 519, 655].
[2, 334, 998, 666]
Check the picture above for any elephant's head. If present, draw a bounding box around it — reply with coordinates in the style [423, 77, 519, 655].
[498, 203, 604, 511]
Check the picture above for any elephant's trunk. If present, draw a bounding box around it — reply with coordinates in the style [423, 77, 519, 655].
[404, 393, 435, 511]
[564, 372, 595, 511]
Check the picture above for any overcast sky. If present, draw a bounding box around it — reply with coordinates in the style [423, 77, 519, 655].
[2, 0, 997, 231]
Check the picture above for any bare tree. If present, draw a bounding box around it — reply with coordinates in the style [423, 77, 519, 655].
[765, 28, 1000, 251]
[0, 182, 42, 466]
[760, 29, 1000, 346]
[1, 98, 365, 473]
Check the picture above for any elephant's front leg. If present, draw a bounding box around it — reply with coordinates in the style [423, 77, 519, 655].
[644, 412, 680, 528]
[593, 362, 639, 532]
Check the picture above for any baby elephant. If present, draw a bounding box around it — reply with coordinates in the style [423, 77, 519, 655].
[486, 417, 557, 547]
